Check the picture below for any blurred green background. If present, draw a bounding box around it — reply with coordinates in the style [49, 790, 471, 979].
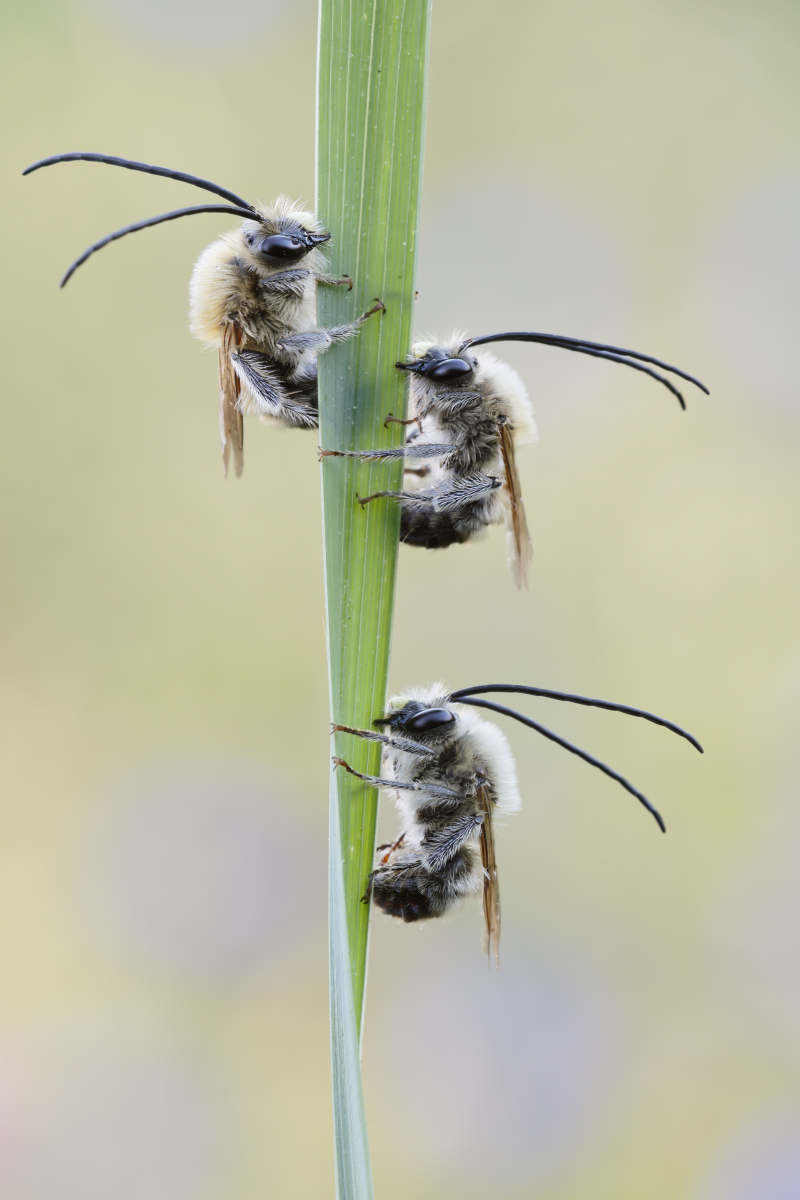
[2, 0, 800, 1196]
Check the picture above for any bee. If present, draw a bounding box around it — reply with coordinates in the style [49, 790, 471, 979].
[23, 152, 383, 476]
[333, 680, 702, 964]
[321, 329, 709, 587]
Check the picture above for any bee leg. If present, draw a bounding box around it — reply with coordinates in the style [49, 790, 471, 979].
[360, 476, 503, 548]
[357, 488, 433, 508]
[230, 351, 319, 429]
[323, 299, 385, 344]
[275, 329, 338, 357]
[359, 475, 497, 510]
[314, 273, 353, 290]
[403, 467, 430, 478]
[254, 266, 313, 298]
[384, 414, 419, 428]
[379, 835, 406, 865]
[319, 443, 453, 462]
[383, 474, 500, 511]
[362, 871, 376, 907]
[421, 813, 485, 873]
[275, 324, 359, 357]
[373, 837, 406, 856]
[332, 758, 462, 802]
[359, 298, 386, 320]
[332, 758, 410, 791]
[276, 302, 384, 362]
[332, 724, 435, 757]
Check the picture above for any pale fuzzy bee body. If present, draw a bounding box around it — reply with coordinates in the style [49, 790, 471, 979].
[334, 676, 702, 959]
[334, 685, 520, 958]
[324, 333, 537, 585]
[189, 198, 321, 345]
[323, 319, 709, 583]
[189, 197, 327, 431]
[188, 195, 385, 474]
[22, 154, 381, 476]
[401, 337, 536, 569]
[377, 689, 520, 909]
[409, 338, 537, 469]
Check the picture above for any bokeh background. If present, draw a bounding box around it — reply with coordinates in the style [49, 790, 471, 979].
[2, 0, 800, 1196]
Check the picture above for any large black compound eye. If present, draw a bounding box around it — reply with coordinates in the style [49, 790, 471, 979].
[404, 708, 457, 734]
[257, 234, 308, 264]
[428, 357, 473, 381]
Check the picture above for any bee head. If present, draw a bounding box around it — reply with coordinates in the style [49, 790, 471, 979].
[375, 699, 458, 739]
[243, 219, 331, 266]
[396, 342, 477, 383]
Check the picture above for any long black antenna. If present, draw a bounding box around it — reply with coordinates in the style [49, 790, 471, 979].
[450, 683, 702, 753]
[461, 330, 710, 410]
[58, 204, 258, 286]
[22, 152, 255, 212]
[456, 696, 666, 832]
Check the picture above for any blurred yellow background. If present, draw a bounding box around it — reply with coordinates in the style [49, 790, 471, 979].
[2, 0, 800, 1196]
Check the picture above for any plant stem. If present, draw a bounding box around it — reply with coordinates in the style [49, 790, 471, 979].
[317, 0, 431, 1193]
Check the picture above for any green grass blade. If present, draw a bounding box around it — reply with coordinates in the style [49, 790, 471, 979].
[317, 0, 431, 1193]
[328, 774, 374, 1197]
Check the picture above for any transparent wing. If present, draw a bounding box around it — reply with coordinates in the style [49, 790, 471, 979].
[478, 782, 501, 968]
[499, 419, 532, 589]
[219, 323, 244, 478]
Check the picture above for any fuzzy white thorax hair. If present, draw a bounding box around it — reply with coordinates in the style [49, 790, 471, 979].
[189, 236, 242, 345]
[387, 682, 522, 815]
[410, 333, 537, 448]
[474, 348, 537, 448]
[188, 195, 325, 348]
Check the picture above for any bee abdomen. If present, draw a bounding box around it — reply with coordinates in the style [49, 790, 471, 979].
[370, 872, 435, 923]
[368, 847, 481, 922]
[399, 506, 470, 549]
[399, 499, 502, 549]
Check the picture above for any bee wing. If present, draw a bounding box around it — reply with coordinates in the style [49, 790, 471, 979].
[478, 782, 501, 968]
[218, 323, 244, 478]
[499, 419, 532, 590]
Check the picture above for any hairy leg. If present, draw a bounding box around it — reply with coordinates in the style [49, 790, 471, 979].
[358, 472, 501, 510]
[231, 351, 319, 428]
[331, 723, 435, 758]
[319, 442, 454, 462]
[332, 757, 462, 802]
[275, 299, 385, 360]
[314, 272, 353, 289]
